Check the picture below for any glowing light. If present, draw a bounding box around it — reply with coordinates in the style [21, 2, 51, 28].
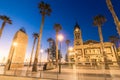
[68, 46, 73, 51]
[13, 42, 17, 46]
[57, 34, 64, 42]
[40, 49, 44, 53]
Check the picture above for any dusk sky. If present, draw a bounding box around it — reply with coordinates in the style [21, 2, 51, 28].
[0, 0, 120, 62]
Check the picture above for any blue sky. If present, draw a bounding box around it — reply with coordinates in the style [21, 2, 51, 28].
[0, 0, 120, 61]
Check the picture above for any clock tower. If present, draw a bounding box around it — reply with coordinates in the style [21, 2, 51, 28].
[74, 22, 83, 47]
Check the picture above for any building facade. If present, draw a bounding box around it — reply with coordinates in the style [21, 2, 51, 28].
[6, 29, 28, 69]
[69, 23, 118, 66]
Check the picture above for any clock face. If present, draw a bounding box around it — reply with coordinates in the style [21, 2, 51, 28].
[76, 41, 80, 45]
[75, 28, 79, 32]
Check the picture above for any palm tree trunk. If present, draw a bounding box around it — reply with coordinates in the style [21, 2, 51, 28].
[98, 25, 109, 69]
[56, 31, 59, 67]
[0, 21, 6, 38]
[32, 15, 45, 72]
[59, 42, 62, 74]
[66, 44, 69, 62]
[29, 38, 37, 67]
[5, 45, 15, 70]
[67, 44, 71, 67]
[48, 42, 51, 62]
[82, 45, 85, 65]
[98, 25, 103, 43]
[48, 49, 50, 62]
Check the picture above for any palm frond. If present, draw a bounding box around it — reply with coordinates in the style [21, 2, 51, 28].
[93, 14, 106, 26]
[65, 40, 70, 45]
[54, 24, 62, 32]
[38, 1, 52, 16]
[0, 15, 12, 24]
[33, 33, 39, 38]
[47, 37, 54, 42]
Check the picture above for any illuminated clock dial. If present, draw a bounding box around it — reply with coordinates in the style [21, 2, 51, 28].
[75, 28, 79, 32]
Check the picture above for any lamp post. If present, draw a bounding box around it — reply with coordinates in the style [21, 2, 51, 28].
[2, 56, 5, 66]
[57, 34, 64, 74]
[6, 42, 17, 70]
[68, 47, 73, 68]
[68, 47, 73, 62]
[40, 49, 43, 66]
[40, 49, 43, 78]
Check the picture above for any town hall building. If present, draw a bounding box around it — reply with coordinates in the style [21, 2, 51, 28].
[69, 23, 118, 66]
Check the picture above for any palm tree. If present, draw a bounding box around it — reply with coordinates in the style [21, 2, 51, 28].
[93, 15, 106, 43]
[0, 15, 12, 38]
[93, 14, 109, 69]
[109, 36, 119, 45]
[29, 33, 39, 67]
[109, 35, 120, 64]
[47, 38, 53, 47]
[47, 38, 54, 61]
[32, 1, 52, 72]
[54, 24, 62, 67]
[65, 40, 70, 62]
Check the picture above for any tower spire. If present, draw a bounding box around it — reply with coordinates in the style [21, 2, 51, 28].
[74, 23, 83, 46]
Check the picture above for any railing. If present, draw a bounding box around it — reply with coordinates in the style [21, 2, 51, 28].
[0, 62, 120, 80]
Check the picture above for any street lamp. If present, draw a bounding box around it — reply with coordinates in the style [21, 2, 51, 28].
[68, 46, 73, 51]
[6, 42, 17, 70]
[40, 49, 44, 53]
[57, 34, 64, 74]
[57, 34, 64, 42]
[40, 49, 43, 78]
[13, 42, 17, 46]
[40, 49, 43, 66]
[39, 49, 44, 68]
[68, 46, 73, 67]
[68, 46, 73, 60]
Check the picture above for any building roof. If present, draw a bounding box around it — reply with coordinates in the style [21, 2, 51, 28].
[74, 22, 80, 30]
[19, 27, 27, 34]
[83, 40, 99, 44]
